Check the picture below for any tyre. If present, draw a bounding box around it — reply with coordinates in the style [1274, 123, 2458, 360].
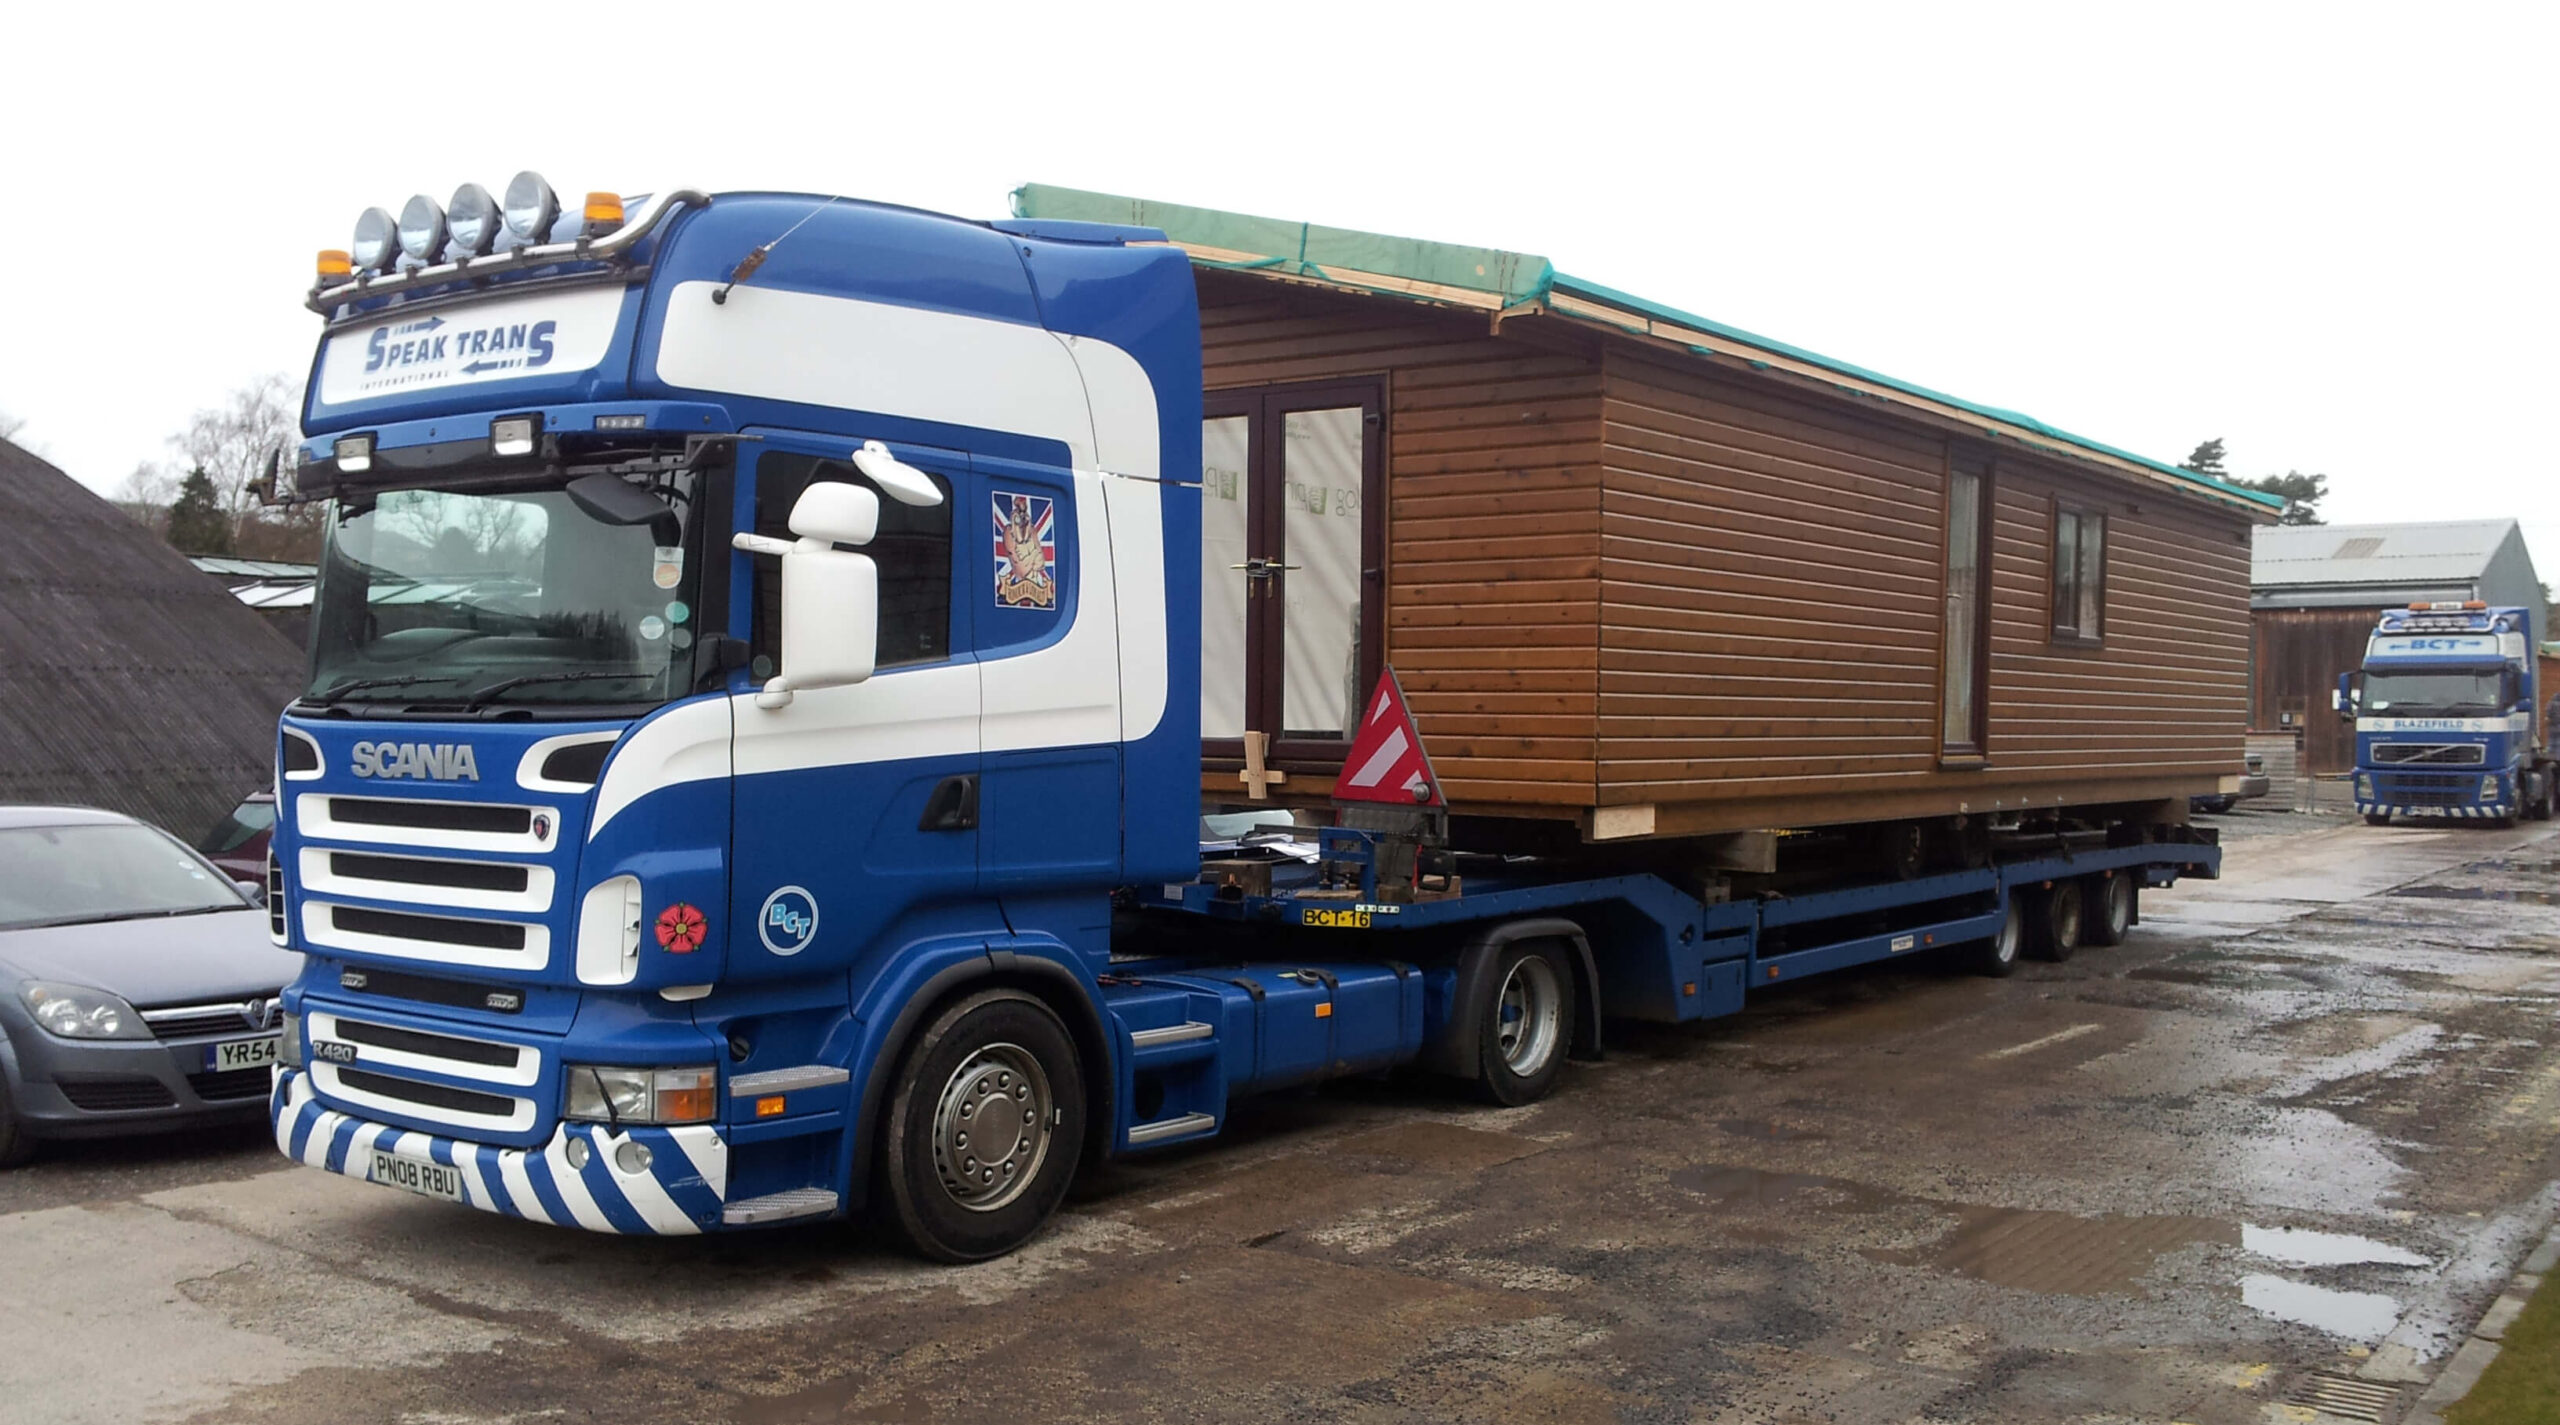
[2082, 874, 2135, 947]
[1473, 942, 1575, 1106]
[1966, 894, 2027, 978]
[2364, 812, 2392, 828]
[879, 989, 1086, 1263]
[0, 1078, 33, 1170]
[2026, 881, 2083, 962]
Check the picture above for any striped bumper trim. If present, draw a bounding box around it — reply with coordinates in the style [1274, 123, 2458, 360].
[2358, 803, 2510, 819]
[270, 1068, 727, 1234]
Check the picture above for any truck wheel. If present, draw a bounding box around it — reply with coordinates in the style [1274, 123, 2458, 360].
[2026, 882, 2083, 962]
[1966, 895, 2027, 978]
[879, 989, 1086, 1263]
[2364, 812, 2392, 828]
[1473, 942, 1575, 1106]
[2082, 874, 2135, 947]
[0, 1079, 33, 1170]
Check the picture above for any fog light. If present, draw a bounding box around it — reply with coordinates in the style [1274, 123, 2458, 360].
[614, 1141, 653, 1174]
[2481, 776, 2501, 799]
[280, 1010, 304, 1069]
[491, 415, 540, 458]
[335, 435, 373, 474]
[565, 1136, 592, 1169]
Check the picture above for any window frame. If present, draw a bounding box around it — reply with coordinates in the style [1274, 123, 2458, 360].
[2049, 497, 2108, 647]
[746, 446, 959, 678]
[1937, 447, 1994, 765]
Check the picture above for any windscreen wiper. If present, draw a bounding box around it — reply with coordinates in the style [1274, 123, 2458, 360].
[304, 673, 467, 706]
[460, 669, 651, 711]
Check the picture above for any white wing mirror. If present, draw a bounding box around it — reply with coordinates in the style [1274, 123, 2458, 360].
[730, 482, 883, 710]
[851, 440, 945, 508]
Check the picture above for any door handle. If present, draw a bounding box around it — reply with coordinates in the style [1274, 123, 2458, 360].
[918, 774, 978, 832]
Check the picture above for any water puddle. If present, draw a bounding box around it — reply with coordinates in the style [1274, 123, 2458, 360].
[1875, 1208, 2233, 1296]
[2241, 1274, 2403, 1339]
[2242, 1224, 2428, 1268]
[2387, 884, 2560, 906]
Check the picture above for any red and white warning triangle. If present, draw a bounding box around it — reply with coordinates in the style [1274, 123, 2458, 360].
[1332, 667, 1445, 808]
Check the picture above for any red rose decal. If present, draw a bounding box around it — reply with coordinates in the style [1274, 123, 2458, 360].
[654, 902, 707, 953]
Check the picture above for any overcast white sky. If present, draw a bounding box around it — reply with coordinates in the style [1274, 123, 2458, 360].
[6, 2, 2554, 574]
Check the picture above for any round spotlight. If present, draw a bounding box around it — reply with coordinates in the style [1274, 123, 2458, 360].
[396, 194, 448, 264]
[502, 171, 559, 245]
[350, 207, 399, 271]
[447, 182, 500, 257]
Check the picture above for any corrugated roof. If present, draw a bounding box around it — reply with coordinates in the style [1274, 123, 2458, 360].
[2252, 518, 2518, 589]
[1009, 183, 2283, 516]
[0, 439, 304, 839]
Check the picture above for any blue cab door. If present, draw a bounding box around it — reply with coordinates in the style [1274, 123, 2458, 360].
[725, 434, 982, 980]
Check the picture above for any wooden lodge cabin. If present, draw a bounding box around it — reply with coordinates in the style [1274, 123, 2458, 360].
[1014, 187, 2285, 847]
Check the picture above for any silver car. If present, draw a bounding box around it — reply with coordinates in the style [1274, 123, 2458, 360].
[0, 806, 304, 1166]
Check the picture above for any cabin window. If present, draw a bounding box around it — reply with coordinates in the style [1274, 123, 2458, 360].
[1200, 380, 1386, 762]
[2051, 503, 2107, 645]
[750, 451, 954, 673]
[1939, 455, 1992, 759]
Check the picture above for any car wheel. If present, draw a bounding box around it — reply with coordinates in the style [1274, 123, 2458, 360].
[1472, 941, 1576, 1106]
[879, 989, 1086, 1263]
[2082, 874, 2135, 947]
[0, 1078, 34, 1170]
[2026, 882, 2083, 962]
[1967, 895, 2027, 978]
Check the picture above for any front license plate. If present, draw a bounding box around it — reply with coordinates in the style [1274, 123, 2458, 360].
[204, 1036, 280, 1072]
[367, 1149, 464, 1203]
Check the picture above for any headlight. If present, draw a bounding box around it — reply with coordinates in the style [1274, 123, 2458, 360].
[2355, 775, 2372, 799]
[2482, 776, 2502, 799]
[396, 194, 447, 264]
[280, 1009, 304, 1069]
[20, 982, 150, 1040]
[563, 1065, 716, 1125]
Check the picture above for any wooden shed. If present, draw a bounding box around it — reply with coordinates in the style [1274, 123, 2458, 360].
[1014, 187, 2282, 844]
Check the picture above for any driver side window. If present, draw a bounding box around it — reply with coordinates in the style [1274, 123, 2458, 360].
[751, 453, 954, 672]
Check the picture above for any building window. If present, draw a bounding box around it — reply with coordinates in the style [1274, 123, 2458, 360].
[2051, 503, 2106, 644]
[1940, 453, 1992, 759]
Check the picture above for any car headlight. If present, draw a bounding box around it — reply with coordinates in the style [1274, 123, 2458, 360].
[20, 982, 151, 1040]
[279, 1009, 304, 1069]
[563, 1064, 716, 1125]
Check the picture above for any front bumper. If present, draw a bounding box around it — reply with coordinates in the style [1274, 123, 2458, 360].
[7, 1030, 275, 1140]
[271, 1068, 728, 1234]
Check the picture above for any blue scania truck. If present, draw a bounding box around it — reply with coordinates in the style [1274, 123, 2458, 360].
[2342, 603, 2557, 827]
[264, 177, 2223, 1259]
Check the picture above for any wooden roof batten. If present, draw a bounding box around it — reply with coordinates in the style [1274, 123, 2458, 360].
[1010, 183, 2283, 520]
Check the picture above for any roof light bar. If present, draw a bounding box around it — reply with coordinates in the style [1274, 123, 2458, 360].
[308, 187, 709, 315]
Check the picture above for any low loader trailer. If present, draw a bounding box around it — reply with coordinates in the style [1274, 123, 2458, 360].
[263, 175, 2224, 1259]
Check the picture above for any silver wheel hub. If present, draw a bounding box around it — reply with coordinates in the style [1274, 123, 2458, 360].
[1494, 957, 1563, 1076]
[931, 1043, 1052, 1213]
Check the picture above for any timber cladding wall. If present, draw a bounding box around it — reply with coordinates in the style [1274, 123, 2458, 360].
[1195, 269, 2258, 833]
[2252, 606, 2387, 775]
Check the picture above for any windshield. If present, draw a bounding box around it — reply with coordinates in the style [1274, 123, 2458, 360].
[304, 469, 702, 710]
[0, 824, 248, 931]
[196, 797, 276, 856]
[2365, 670, 2508, 717]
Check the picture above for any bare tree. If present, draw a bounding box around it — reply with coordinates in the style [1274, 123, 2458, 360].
[164, 374, 301, 542]
[0, 408, 25, 444]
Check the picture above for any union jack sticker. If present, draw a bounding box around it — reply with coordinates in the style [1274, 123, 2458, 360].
[992, 491, 1057, 609]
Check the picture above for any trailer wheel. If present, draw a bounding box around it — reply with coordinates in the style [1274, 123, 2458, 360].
[1965, 895, 2027, 978]
[2364, 812, 2392, 827]
[1473, 942, 1575, 1106]
[2082, 874, 2135, 947]
[2026, 882, 2083, 962]
[878, 989, 1085, 1263]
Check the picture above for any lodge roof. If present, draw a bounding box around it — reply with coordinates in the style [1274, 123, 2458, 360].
[0, 439, 304, 841]
[1008, 184, 2284, 517]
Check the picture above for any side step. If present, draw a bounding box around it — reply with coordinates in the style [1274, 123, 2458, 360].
[1126, 1112, 1217, 1146]
[722, 1187, 839, 1226]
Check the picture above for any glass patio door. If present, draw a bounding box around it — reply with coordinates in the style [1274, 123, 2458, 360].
[1200, 381, 1383, 760]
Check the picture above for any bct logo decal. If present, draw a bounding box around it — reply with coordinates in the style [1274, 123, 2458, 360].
[758, 886, 820, 956]
[993, 491, 1057, 609]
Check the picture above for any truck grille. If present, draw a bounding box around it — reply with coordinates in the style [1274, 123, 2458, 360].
[331, 797, 531, 836]
[2375, 771, 2480, 806]
[332, 1067, 519, 1119]
[305, 1008, 542, 1135]
[2373, 743, 2486, 766]
[302, 900, 551, 972]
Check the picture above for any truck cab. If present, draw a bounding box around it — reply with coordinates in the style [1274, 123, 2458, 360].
[2341, 602, 2556, 825]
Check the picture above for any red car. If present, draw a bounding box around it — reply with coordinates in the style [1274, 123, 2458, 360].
[195, 791, 276, 883]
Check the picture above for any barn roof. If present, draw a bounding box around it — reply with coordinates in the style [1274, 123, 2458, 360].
[0, 439, 303, 841]
[2253, 518, 2520, 591]
[1007, 183, 2284, 517]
